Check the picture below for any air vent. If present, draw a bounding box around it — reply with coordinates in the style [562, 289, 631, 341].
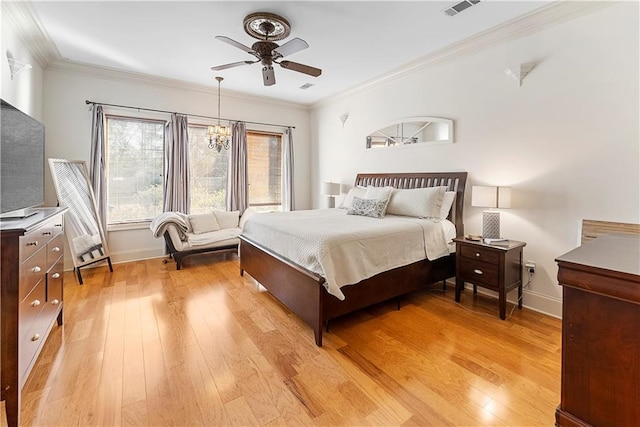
[443, 0, 482, 17]
[299, 83, 314, 90]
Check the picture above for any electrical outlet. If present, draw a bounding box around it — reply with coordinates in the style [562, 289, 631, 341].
[525, 261, 536, 274]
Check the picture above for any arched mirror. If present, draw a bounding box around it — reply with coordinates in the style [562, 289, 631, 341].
[366, 116, 454, 149]
[49, 159, 112, 284]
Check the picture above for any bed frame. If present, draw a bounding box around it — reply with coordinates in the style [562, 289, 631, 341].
[239, 172, 468, 346]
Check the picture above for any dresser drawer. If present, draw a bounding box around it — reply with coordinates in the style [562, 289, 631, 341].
[47, 233, 65, 269]
[460, 244, 500, 264]
[19, 307, 54, 386]
[47, 257, 64, 305]
[19, 280, 46, 343]
[19, 248, 47, 303]
[460, 259, 499, 288]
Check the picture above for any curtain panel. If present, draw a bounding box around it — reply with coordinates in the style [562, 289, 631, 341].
[283, 127, 295, 211]
[89, 104, 107, 229]
[226, 122, 248, 213]
[163, 113, 190, 213]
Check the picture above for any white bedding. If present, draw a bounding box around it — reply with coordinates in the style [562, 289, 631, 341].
[242, 209, 455, 300]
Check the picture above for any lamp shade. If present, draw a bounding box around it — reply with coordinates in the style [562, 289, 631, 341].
[322, 182, 340, 196]
[471, 186, 511, 209]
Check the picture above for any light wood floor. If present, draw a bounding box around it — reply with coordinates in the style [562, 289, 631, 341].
[19, 253, 561, 426]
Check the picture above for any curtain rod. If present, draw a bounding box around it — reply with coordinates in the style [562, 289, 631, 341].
[85, 100, 295, 129]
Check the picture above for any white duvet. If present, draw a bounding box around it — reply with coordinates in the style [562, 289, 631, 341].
[241, 209, 455, 300]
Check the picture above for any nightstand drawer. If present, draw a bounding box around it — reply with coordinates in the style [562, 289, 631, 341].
[460, 260, 499, 288]
[460, 245, 500, 264]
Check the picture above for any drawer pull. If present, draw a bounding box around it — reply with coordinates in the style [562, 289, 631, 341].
[42, 231, 52, 236]
[473, 269, 483, 275]
[52, 273, 61, 279]
[32, 266, 42, 273]
[52, 246, 61, 252]
[31, 299, 41, 307]
[31, 334, 40, 342]
[51, 299, 60, 305]
[26, 241, 39, 247]
[55, 223, 63, 228]
[475, 252, 481, 257]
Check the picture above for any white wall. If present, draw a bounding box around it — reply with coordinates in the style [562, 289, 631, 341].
[310, 3, 639, 318]
[1, 10, 44, 119]
[42, 65, 311, 266]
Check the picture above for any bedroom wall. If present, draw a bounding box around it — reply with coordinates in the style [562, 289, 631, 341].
[310, 2, 639, 318]
[42, 65, 311, 267]
[1, 10, 44, 119]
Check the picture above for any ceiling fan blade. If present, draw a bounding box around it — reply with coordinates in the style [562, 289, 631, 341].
[211, 60, 257, 71]
[279, 60, 322, 77]
[215, 35, 256, 55]
[273, 37, 309, 58]
[262, 66, 276, 86]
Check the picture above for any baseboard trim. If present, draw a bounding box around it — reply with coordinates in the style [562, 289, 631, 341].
[64, 247, 166, 271]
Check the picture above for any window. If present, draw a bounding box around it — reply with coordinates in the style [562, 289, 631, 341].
[106, 116, 164, 224]
[247, 131, 283, 211]
[188, 124, 228, 214]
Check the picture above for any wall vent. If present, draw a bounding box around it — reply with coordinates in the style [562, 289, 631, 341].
[443, 0, 482, 17]
[299, 83, 314, 90]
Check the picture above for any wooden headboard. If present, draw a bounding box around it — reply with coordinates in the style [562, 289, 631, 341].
[581, 219, 640, 244]
[354, 172, 468, 236]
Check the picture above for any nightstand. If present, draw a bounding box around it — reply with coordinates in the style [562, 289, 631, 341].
[454, 237, 526, 319]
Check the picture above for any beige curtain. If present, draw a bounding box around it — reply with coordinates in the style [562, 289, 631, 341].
[283, 127, 295, 211]
[226, 122, 248, 213]
[163, 113, 190, 213]
[89, 104, 107, 229]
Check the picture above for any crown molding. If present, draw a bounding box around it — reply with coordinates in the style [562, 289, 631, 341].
[1, 0, 61, 68]
[311, 0, 616, 109]
[47, 59, 309, 110]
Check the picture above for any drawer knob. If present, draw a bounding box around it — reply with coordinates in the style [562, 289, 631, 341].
[32, 266, 42, 273]
[475, 253, 480, 257]
[52, 273, 61, 279]
[31, 299, 41, 307]
[55, 223, 63, 227]
[31, 334, 40, 342]
[42, 231, 52, 236]
[52, 246, 61, 252]
[51, 299, 60, 305]
[473, 269, 483, 275]
[27, 241, 39, 247]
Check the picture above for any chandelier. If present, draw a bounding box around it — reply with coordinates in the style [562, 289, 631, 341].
[208, 76, 232, 152]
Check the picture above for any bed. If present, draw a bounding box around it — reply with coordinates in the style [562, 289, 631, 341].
[239, 172, 468, 346]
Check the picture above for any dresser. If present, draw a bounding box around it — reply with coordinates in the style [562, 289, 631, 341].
[555, 233, 640, 427]
[0, 207, 67, 427]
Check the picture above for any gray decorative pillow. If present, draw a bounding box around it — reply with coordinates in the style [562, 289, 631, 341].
[347, 196, 388, 219]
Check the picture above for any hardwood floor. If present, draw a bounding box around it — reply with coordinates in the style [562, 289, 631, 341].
[20, 253, 561, 426]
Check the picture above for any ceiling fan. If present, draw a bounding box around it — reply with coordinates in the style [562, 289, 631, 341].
[211, 12, 322, 86]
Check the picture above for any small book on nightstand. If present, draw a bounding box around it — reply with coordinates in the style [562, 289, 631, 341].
[484, 238, 510, 245]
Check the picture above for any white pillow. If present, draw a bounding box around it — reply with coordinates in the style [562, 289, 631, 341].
[386, 186, 447, 219]
[239, 208, 257, 229]
[339, 186, 366, 209]
[188, 213, 220, 235]
[363, 185, 394, 216]
[213, 210, 240, 229]
[439, 191, 456, 220]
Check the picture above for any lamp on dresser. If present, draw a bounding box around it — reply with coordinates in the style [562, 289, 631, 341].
[322, 182, 341, 208]
[471, 185, 511, 239]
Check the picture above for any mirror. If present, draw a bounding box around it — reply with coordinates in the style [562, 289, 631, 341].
[366, 117, 454, 149]
[49, 159, 112, 284]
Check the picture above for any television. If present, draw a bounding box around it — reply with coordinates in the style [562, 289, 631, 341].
[0, 99, 45, 219]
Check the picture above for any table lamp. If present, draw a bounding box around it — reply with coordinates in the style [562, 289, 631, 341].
[471, 185, 511, 239]
[322, 182, 341, 208]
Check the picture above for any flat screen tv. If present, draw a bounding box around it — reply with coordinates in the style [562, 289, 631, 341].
[0, 99, 45, 219]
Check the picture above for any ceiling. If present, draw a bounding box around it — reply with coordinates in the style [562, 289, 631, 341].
[27, 1, 552, 105]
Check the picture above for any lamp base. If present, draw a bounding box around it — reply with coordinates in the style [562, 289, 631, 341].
[482, 211, 501, 239]
[326, 196, 335, 209]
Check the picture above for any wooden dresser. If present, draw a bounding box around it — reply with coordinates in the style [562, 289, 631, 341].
[555, 233, 640, 427]
[0, 207, 67, 427]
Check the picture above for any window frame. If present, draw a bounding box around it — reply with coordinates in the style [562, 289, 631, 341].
[246, 129, 284, 211]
